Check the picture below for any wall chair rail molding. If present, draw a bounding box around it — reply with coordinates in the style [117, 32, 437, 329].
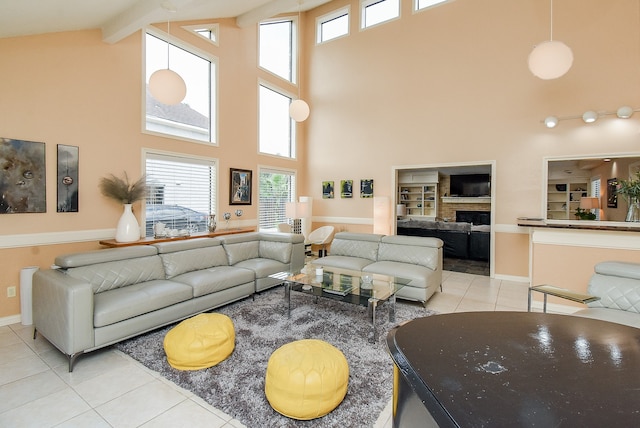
[0, 229, 115, 249]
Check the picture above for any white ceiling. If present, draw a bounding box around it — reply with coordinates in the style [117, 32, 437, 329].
[0, 0, 332, 43]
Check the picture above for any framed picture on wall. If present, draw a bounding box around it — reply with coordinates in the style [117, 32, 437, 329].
[57, 144, 79, 212]
[0, 138, 46, 214]
[322, 181, 334, 199]
[360, 179, 373, 198]
[230, 168, 252, 205]
[341, 180, 353, 198]
[607, 178, 618, 208]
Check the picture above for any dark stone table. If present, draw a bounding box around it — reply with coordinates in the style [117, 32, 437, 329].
[387, 312, 640, 427]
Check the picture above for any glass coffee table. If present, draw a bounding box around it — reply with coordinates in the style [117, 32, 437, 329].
[270, 264, 411, 343]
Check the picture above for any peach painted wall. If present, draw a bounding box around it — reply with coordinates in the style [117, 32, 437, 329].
[3, 0, 640, 320]
[0, 19, 307, 320]
[531, 234, 640, 308]
[303, 0, 640, 281]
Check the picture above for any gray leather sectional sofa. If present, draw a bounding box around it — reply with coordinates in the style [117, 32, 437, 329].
[313, 232, 444, 304]
[574, 261, 640, 328]
[32, 232, 305, 371]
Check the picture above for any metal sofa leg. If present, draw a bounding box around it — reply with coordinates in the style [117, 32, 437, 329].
[68, 352, 83, 372]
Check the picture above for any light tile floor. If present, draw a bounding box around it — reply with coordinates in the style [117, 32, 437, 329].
[0, 270, 531, 428]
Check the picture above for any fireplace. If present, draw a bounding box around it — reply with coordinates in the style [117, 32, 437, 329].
[456, 210, 490, 225]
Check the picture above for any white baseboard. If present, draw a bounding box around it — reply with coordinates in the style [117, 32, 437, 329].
[493, 273, 529, 283]
[0, 315, 22, 327]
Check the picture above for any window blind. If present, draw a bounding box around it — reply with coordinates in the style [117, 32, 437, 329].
[145, 152, 216, 236]
[259, 168, 296, 231]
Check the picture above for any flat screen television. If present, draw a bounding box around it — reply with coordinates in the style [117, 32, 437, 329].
[449, 174, 491, 197]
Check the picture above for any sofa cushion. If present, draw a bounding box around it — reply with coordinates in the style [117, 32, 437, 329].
[55, 245, 158, 268]
[259, 240, 292, 264]
[587, 274, 640, 313]
[234, 258, 289, 278]
[94, 279, 192, 327]
[329, 233, 383, 261]
[224, 241, 260, 265]
[313, 256, 374, 271]
[160, 246, 229, 279]
[363, 261, 431, 289]
[595, 261, 640, 280]
[66, 255, 166, 293]
[172, 266, 255, 298]
[377, 243, 439, 271]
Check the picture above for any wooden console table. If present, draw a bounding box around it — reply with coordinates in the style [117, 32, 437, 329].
[99, 227, 255, 248]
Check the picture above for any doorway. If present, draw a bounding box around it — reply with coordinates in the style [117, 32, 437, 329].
[393, 162, 495, 277]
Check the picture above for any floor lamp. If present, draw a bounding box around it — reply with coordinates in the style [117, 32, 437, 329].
[286, 201, 309, 235]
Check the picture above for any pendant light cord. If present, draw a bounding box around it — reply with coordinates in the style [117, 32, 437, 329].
[166, 20, 171, 69]
[550, 0, 554, 41]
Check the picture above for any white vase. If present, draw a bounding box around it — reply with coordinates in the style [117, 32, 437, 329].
[115, 204, 140, 242]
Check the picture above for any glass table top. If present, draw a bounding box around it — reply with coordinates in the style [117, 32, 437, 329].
[270, 263, 410, 306]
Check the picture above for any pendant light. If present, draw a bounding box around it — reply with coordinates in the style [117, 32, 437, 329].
[290, 2, 310, 122]
[528, 0, 573, 80]
[148, 3, 186, 105]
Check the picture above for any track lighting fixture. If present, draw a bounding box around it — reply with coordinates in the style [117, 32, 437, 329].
[542, 106, 638, 128]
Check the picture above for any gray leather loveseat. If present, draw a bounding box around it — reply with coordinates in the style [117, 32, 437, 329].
[312, 232, 444, 304]
[574, 261, 640, 328]
[32, 232, 304, 371]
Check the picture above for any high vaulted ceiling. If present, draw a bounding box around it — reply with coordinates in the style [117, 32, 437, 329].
[0, 0, 332, 43]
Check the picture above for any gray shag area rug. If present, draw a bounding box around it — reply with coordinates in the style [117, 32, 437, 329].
[115, 286, 434, 427]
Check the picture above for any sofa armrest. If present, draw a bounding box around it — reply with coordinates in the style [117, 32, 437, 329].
[33, 269, 95, 356]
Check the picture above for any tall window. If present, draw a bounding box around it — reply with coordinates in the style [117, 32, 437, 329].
[415, 0, 452, 11]
[317, 7, 350, 44]
[259, 19, 295, 82]
[259, 84, 296, 158]
[259, 168, 296, 231]
[145, 152, 216, 237]
[145, 31, 217, 143]
[361, 0, 400, 29]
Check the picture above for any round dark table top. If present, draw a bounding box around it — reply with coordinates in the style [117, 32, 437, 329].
[387, 312, 640, 427]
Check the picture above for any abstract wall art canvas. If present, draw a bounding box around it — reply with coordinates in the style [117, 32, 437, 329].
[322, 181, 334, 199]
[0, 138, 46, 213]
[341, 179, 353, 198]
[360, 179, 374, 198]
[57, 144, 79, 212]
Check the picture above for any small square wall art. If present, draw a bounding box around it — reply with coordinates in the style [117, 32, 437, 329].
[341, 180, 353, 198]
[322, 181, 334, 199]
[360, 179, 373, 198]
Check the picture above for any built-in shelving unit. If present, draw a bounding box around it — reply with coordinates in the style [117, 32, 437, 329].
[547, 180, 589, 220]
[398, 171, 439, 219]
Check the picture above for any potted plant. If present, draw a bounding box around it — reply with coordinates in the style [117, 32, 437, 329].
[616, 171, 640, 222]
[574, 207, 596, 220]
[99, 172, 147, 242]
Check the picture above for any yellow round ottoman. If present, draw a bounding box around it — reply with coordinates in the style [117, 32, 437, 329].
[265, 339, 349, 420]
[163, 313, 235, 370]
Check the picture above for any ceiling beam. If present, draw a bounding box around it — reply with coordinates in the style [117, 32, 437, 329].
[101, 0, 196, 44]
[236, 0, 332, 28]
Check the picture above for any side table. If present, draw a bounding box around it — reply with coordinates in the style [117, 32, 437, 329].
[528, 284, 600, 312]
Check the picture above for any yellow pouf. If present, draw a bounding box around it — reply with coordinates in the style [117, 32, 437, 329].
[265, 339, 349, 420]
[163, 313, 235, 370]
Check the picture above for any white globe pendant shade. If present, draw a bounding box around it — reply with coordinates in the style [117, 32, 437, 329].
[148, 68, 187, 105]
[289, 99, 310, 122]
[528, 40, 574, 80]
